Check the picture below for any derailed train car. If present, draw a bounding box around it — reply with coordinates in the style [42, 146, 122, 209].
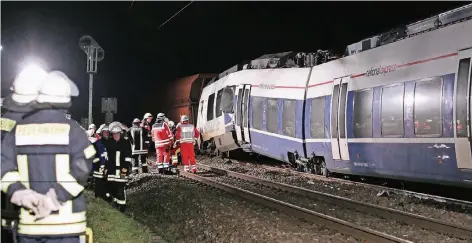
[197, 4, 472, 188]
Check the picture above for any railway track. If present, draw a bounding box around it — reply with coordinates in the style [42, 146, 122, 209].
[234, 160, 472, 209]
[185, 164, 472, 242]
[180, 170, 412, 243]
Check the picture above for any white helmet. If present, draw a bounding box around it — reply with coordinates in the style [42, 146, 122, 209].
[89, 124, 96, 130]
[36, 71, 79, 104]
[132, 118, 140, 124]
[168, 121, 175, 128]
[97, 124, 109, 133]
[110, 125, 122, 134]
[11, 64, 48, 104]
[181, 115, 189, 123]
[143, 113, 153, 120]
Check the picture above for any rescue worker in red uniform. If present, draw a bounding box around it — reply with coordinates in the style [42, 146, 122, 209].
[140, 113, 153, 173]
[175, 115, 200, 173]
[151, 113, 174, 173]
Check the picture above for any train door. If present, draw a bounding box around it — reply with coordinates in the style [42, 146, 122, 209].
[330, 77, 351, 161]
[455, 49, 472, 170]
[235, 84, 251, 144]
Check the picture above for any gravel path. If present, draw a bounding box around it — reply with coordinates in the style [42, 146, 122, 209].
[125, 173, 360, 243]
[205, 172, 466, 243]
[198, 156, 472, 228]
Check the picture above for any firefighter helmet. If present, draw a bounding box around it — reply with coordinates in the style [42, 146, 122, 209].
[181, 115, 189, 123]
[11, 64, 48, 104]
[132, 118, 140, 124]
[143, 113, 153, 120]
[168, 121, 175, 128]
[89, 124, 96, 130]
[156, 113, 165, 119]
[110, 125, 122, 134]
[36, 71, 79, 104]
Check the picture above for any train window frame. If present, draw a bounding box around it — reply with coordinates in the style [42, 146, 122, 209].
[215, 89, 223, 118]
[251, 97, 264, 131]
[266, 98, 279, 134]
[282, 99, 297, 138]
[352, 88, 374, 138]
[455, 58, 471, 138]
[380, 83, 405, 138]
[310, 96, 325, 138]
[207, 93, 215, 121]
[236, 88, 243, 126]
[413, 76, 444, 138]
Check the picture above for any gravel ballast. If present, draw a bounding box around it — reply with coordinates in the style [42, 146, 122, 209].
[125, 173, 360, 243]
[206, 171, 467, 243]
[198, 156, 472, 228]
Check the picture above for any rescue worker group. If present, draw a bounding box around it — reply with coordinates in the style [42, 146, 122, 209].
[0, 64, 200, 243]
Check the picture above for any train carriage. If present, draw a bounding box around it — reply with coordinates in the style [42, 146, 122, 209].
[197, 4, 472, 188]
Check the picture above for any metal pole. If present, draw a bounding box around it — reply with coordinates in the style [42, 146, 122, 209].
[89, 74, 93, 125]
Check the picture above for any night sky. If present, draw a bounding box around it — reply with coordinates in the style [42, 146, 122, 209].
[1, 1, 466, 125]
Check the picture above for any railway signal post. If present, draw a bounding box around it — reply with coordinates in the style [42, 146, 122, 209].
[79, 35, 105, 126]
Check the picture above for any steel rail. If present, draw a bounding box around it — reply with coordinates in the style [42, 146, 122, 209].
[235, 161, 472, 208]
[197, 164, 472, 239]
[180, 171, 412, 243]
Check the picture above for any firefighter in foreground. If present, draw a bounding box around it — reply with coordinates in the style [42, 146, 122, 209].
[140, 113, 153, 173]
[175, 115, 199, 173]
[1, 71, 94, 242]
[151, 113, 174, 173]
[106, 122, 132, 212]
[1, 64, 48, 243]
[88, 129, 108, 200]
[129, 118, 147, 174]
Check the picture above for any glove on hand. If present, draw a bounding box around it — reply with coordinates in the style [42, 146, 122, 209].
[10, 189, 42, 216]
[34, 189, 62, 220]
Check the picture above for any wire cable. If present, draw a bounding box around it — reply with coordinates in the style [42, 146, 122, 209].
[156, 1, 194, 31]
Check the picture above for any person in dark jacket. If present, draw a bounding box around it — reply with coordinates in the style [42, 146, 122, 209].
[87, 130, 108, 200]
[1, 71, 93, 243]
[1, 64, 48, 243]
[129, 118, 148, 174]
[106, 122, 132, 212]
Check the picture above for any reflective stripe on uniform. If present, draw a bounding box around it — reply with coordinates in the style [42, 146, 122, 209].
[56, 154, 84, 197]
[0, 118, 16, 132]
[115, 151, 121, 167]
[124, 157, 132, 162]
[84, 145, 96, 159]
[18, 221, 86, 235]
[17, 155, 30, 189]
[1, 171, 21, 193]
[93, 158, 100, 163]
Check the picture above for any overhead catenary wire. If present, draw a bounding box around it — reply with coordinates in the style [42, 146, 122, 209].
[156, 1, 194, 31]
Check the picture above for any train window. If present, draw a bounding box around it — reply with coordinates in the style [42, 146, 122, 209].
[414, 77, 443, 136]
[215, 89, 223, 118]
[207, 93, 215, 121]
[381, 84, 404, 136]
[310, 97, 325, 138]
[282, 99, 297, 137]
[266, 99, 279, 134]
[252, 97, 264, 130]
[353, 89, 373, 138]
[330, 85, 340, 138]
[243, 90, 250, 127]
[236, 88, 243, 126]
[455, 58, 470, 138]
[220, 86, 235, 113]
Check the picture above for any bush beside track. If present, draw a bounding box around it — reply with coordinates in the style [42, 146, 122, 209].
[85, 190, 165, 243]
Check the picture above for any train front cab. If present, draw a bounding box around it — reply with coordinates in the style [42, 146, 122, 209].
[322, 49, 472, 188]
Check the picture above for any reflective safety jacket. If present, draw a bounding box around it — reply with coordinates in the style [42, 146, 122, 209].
[105, 138, 132, 183]
[1, 110, 29, 229]
[151, 121, 173, 147]
[129, 125, 147, 154]
[175, 123, 199, 144]
[1, 109, 94, 237]
[90, 137, 107, 179]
